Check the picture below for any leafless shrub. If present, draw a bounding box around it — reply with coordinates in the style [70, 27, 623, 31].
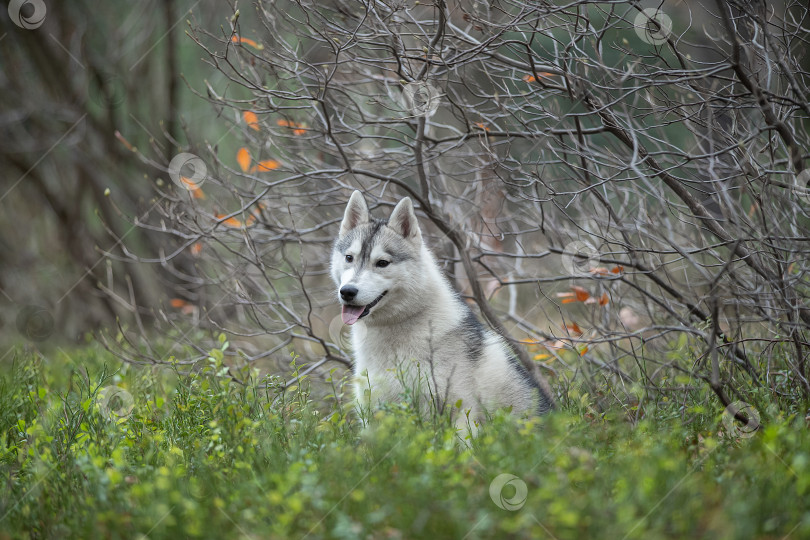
[106, 0, 809, 415]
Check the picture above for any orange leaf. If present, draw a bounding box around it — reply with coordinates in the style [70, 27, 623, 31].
[559, 287, 590, 304]
[216, 214, 242, 227]
[572, 286, 590, 302]
[170, 298, 187, 308]
[243, 111, 260, 131]
[533, 353, 551, 361]
[474, 122, 490, 131]
[190, 243, 202, 256]
[216, 213, 256, 228]
[250, 159, 280, 173]
[565, 323, 584, 335]
[277, 119, 306, 135]
[579, 346, 589, 356]
[523, 73, 555, 83]
[237, 147, 251, 172]
[180, 176, 206, 199]
[598, 293, 609, 306]
[231, 35, 264, 50]
[611, 266, 624, 274]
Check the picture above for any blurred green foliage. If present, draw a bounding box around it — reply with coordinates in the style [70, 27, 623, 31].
[0, 345, 807, 539]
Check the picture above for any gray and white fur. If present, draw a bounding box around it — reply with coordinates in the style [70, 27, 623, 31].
[331, 191, 554, 430]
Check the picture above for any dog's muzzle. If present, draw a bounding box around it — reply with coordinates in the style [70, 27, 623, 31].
[341, 291, 387, 325]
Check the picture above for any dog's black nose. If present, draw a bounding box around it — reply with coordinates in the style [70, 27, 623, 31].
[340, 285, 358, 302]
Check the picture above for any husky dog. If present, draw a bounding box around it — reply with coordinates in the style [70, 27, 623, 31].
[331, 191, 554, 429]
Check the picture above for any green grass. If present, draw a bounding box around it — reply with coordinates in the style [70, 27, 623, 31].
[0, 344, 808, 539]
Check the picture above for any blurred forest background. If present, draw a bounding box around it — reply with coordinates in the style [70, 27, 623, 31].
[1, 0, 808, 418]
[0, 0, 233, 339]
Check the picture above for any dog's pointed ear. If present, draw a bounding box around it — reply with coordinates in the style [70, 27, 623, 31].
[339, 190, 369, 237]
[388, 197, 422, 243]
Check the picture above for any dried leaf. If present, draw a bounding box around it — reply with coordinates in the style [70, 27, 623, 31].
[180, 176, 205, 199]
[572, 286, 590, 302]
[243, 111, 260, 131]
[231, 35, 264, 50]
[523, 72, 555, 83]
[250, 159, 280, 173]
[565, 323, 584, 335]
[216, 213, 257, 228]
[236, 147, 251, 172]
[277, 119, 306, 135]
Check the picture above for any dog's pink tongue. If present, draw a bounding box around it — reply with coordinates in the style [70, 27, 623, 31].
[341, 305, 365, 325]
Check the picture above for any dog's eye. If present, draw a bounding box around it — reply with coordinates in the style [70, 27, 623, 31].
[376, 260, 390, 268]
[345, 254, 354, 263]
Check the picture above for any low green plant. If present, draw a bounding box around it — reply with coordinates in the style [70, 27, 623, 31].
[0, 344, 807, 539]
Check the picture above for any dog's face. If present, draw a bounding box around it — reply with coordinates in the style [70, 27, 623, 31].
[331, 191, 423, 325]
